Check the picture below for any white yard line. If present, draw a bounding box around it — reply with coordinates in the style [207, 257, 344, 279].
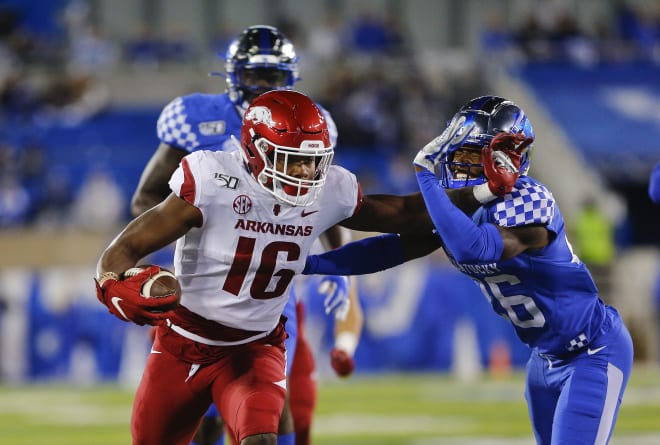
[312, 414, 476, 435]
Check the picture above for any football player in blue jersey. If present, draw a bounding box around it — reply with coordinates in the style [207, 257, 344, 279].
[303, 95, 634, 445]
[130, 25, 361, 445]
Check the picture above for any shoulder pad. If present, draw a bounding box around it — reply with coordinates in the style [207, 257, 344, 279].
[489, 179, 555, 227]
[157, 96, 201, 151]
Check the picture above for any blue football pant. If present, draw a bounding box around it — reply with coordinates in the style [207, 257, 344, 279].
[525, 318, 633, 444]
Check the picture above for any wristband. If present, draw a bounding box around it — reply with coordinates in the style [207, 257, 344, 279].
[473, 183, 497, 204]
[335, 332, 358, 357]
[97, 271, 119, 287]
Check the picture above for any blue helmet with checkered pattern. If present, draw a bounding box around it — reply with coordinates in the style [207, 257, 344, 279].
[225, 25, 299, 109]
[439, 95, 534, 189]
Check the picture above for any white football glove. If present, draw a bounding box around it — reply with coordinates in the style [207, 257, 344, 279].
[413, 115, 476, 174]
[318, 276, 350, 321]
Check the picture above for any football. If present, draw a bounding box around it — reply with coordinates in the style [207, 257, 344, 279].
[123, 265, 181, 310]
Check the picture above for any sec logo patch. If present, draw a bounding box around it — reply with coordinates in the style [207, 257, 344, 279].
[233, 195, 252, 214]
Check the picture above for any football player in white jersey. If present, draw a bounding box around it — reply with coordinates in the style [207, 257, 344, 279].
[130, 25, 360, 445]
[97, 90, 486, 445]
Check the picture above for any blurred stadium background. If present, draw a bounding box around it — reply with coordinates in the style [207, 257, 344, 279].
[0, 0, 659, 443]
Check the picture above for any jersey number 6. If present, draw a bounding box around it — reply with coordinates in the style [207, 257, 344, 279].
[478, 274, 546, 329]
[223, 236, 300, 299]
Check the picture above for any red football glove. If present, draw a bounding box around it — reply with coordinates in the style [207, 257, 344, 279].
[482, 132, 533, 196]
[95, 266, 178, 326]
[330, 348, 355, 377]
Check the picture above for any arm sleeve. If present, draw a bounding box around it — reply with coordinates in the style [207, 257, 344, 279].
[303, 234, 405, 275]
[416, 170, 503, 264]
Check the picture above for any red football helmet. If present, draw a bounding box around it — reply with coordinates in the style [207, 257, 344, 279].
[240, 90, 334, 206]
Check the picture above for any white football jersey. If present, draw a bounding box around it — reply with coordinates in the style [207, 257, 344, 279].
[168, 149, 359, 333]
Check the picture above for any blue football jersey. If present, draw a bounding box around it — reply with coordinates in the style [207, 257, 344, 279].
[156, 93, 338, 154]
[448, 176, 609, 356]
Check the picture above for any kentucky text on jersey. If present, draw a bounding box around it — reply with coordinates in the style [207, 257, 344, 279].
[234, 218, 314, 236]
[452, 260, 500, 275]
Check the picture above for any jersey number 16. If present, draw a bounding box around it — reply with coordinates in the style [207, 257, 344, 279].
[223, 236, 299, 299]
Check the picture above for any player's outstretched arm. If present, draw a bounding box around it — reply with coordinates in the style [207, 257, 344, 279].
[131, 143, 187, 217]
[340, 123, 510, 235]
[338, 190, 484, 236]
[303, 231, 441, 276]
[339, 192, 432, 234]
[416, 169, 549, 262]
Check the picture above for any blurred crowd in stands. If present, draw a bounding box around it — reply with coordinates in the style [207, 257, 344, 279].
[481, 1, 660, 66]
[1, 0, 659, 229]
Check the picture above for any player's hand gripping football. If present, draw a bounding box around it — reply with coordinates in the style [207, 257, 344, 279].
[414, 116, 476, 174]
[482, 131, 533, 196]
[95, 266, 178, 326]
[318, 275, 350, 321]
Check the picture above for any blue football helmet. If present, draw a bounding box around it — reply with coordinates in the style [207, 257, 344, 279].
[439, 95, 534, 189]
[224, 25, 299, 109]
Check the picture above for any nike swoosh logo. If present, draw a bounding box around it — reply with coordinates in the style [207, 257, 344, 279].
[185, 363, 201, 382]
[110, 297, 129, 320]
[150, 346, 162, 354]
[301, 210, 318, 217]
[587, 346, 607, 355]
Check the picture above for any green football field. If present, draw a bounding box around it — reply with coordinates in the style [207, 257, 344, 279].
[1, 366, 659, 445]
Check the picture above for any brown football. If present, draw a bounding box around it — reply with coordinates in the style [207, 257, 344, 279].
[123, 265, 181, 310]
